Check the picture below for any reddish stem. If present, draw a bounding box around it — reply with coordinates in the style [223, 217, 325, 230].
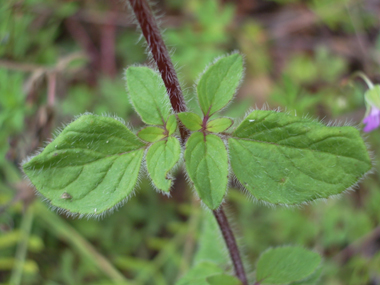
[128, 0, 186, 114]
[128, 1, 247, 283]
[213, 209, 248, 285]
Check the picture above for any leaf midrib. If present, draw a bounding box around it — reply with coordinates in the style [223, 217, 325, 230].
[199, 56, 238, 115]
[41, 146, 145, 169]
[134, 74, 167, 124]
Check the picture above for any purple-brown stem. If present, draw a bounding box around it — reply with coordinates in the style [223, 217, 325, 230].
[213, 209, 248, 285]
[128, 0, 185, 114]
[128, 0, 188, 140]
[128, 0, 247, 283]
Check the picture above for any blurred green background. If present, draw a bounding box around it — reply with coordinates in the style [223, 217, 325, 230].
[1, 0, 380, 284]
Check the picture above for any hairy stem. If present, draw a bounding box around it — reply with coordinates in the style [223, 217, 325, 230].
[213, 208, 248, 285]
[128, 0, 248, 283]
[128, 0, 186, 113]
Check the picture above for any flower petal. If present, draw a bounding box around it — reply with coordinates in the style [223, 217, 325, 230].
[363, 107, 380, 132]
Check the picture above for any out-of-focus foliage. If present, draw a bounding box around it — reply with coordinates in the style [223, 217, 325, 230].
[166, 0, 235, 82]
[0, 0, 78, 63]
[1, 0, 380, 284]
[0, 69, 27, 183]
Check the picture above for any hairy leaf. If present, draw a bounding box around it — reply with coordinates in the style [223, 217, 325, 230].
[146, 137, 181, 192]
[185, 132, 228, 209]
[256, 246, 321, 284]
[138, 126, 165, 142]
[229, 110, 371, 205]
[126, 66, 171, 125]
[23, 115, 145, 216]
[176, 262, 223, 285]
[207, 118, 233, 133]
[197, 54, 243, 116]
[178, 112, 203, 131]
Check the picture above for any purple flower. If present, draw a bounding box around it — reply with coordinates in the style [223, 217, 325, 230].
[363, 106, 380, 132]
[351, 72, 380, 132]
[357, 74, 380, 132]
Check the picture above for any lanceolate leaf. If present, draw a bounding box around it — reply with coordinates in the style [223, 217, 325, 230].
[178, 112, 203, 131]
[194, 210, 229, 266]
[146, 137, 181, 192]
[256, 246, 321, 284]
[166, 114, 178, 135]
[176, 262, 224, 285]
[126, 66, 171, 125]
[229, 110, 371, 205]
[185, 132, 228, 209]
[197, 54, 243, 116]
[206, 274, 242, 285]
[206, 118, 233, 133]
[23, 115, 146, 217]
[138, 126, 165, 142]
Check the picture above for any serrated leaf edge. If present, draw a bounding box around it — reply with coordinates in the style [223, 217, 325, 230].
[183, 132, 231, 210]
[143, 137, 183, 196]
[228, 108, 373, 207]
[195, 51, 245, 116]
[21, 113, 147, 220]
[125, 66, 172, 125]
[23, 149, 146, 220]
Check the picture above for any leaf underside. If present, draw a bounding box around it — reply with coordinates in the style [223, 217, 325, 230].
[185, 132, 228, 209]
[256, 246, 321, 284]
[229, 110, 371, 205]
[146, 136, 181, 192]
[23, 115, 145, 216]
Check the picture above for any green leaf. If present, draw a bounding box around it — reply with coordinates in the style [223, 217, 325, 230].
[207, 274, 242, 285]
[23, 114, 145, 217]
[146, 137, 181, 192]
[207, 118, 233, 133]
[229, 110, 371, 205]
[166, 114, 178, 135]
[126, 66, 171, 125]
[176, 262, 223, 285]
[289, 267, 322, 285]
[256, 246, 321, 285]
[194, 210, 229, 266]
[138, 126, 165, 142]
[178, 112, 203, 131]
[185, 132, 228, 209]
[197, 54, 243, 116]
